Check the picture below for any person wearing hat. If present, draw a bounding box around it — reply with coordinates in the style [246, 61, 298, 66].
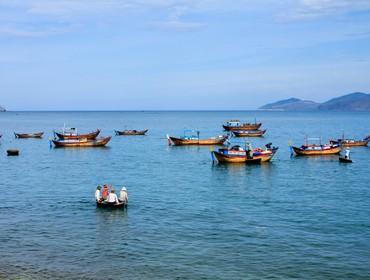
[95, 186, 102, 202]
[119, 186, 128, 204]
[106, 188, 120, 205]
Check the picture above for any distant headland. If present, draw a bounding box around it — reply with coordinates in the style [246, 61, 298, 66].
[259, 92, 370, 111]
[0, 105, 5, 112]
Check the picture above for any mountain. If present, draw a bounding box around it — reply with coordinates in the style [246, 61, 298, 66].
[259, 98, 320, 111]
[259, 92, 370, 111]
[0, 105, 5, 112]
[318, 92, 370, 111]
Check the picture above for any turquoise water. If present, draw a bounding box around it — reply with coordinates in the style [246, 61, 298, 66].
[0, 111, 369, 279]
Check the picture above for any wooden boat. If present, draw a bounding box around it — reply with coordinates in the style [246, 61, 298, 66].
[222, 120, 262, 131]
[7, 149, 19, 156]
[212, 143, 278, 163]
[96, 201, 126, 209]
[115, 129, 148, 136]
[330, 136, 370, 147]
[232, 129, 266, 137]
[14, 132, 44, 139]
[167, 133, 228, 146]
[339, 156, 352, 163]
[54, 128, 100, 140]
[52, 136, 111, 148]
[292, 144, 341, 156]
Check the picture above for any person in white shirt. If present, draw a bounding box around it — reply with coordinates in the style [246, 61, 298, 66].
[119, 187, 129, 204]
[107, 189, 120, 204]
[345, 149, 350, 159]
[95, 186, 102, 202]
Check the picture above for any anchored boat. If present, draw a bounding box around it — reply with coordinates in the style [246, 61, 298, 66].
[52, 136, 111, 148]
[54, 127, 101, 140]
[222, 120, 262, 131]
[330, 135, 370, 147]
[232, 129, 266, 137]
[14, 132, 44, 139]
[292, 137, 341, 156]
[167, 130, 228, 146]
[115, 129, 148, 136]
[212, 143, 278, 163]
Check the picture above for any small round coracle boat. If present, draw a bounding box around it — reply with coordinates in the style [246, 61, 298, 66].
[52, 136, 112, 148]
[14, 132, 44, 139]
[232, 129, 266, 137]
[96, 201, 127, 209]
[7, 149, 19, 156]
[115, 129, 148, 136]
[339, 156, 352, 163]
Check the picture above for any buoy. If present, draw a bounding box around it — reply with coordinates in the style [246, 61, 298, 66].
[7, 149, 19, 156]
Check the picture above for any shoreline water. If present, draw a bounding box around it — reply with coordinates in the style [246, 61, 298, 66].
[0, 111, 369, 279]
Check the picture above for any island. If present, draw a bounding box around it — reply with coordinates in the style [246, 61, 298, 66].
[0, 105, 5, 112]
[259, 92, 370, 111]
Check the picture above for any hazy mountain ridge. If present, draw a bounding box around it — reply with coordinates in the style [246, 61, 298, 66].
[259, 92, 370, 111]
[260, 98, 320, 111]
[0, 105, 5, 112]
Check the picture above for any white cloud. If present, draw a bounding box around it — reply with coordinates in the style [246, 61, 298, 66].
[151, 20, 206, 31]
[285, 0, 370, 20]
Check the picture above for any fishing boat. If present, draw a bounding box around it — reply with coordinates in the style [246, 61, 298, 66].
[54, 127, 101, 140]
[167, 130, 228, 146]
[14, 132, 44, 139]
[52, 136, 111, 148]
[96, 201, 126, 209]
[7, 149, 19, 156]
[212, 143, 278, 163]
[222, 120, 262, 131]
[292, 137, 341, 156]
[330, 135, 370, 147]
[232, 129, 266, 137]
[115, 129, 148, 136]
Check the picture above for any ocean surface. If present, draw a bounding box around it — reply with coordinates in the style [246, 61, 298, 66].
[0, 111, 369, 279]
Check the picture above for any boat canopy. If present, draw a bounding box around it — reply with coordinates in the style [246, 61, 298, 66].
[226, 120, 241, 126]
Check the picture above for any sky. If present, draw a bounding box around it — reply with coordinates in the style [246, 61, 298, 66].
[1, 0, 370, 110]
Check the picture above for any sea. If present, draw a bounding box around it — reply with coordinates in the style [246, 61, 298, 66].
[0, 111, 369, 279]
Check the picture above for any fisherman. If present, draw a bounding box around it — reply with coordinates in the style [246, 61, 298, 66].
[345, 148, 351, 159]
[102, 185, 109, 200]
[106, 189, 120, 205]
[119, 187, 129, 204]
[95, 186, 102, 202]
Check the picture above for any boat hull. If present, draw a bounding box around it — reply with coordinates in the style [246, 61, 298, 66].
[96, 201, 126, 209]
[292, 146, 341, 156]
[232, 130, 266, 137]
[15, 132, 44, 139]
[339, 157, 352, 163]
[55, 129, 100, 140]
[212, 151, 262, 163]
[168, 136, 227, 146]
[223, 123, 262, 131]
[52, 136, 111, 148]
[115, 129, 148, 136]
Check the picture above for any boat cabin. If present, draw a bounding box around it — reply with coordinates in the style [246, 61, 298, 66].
[226, 120, 241, 127]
